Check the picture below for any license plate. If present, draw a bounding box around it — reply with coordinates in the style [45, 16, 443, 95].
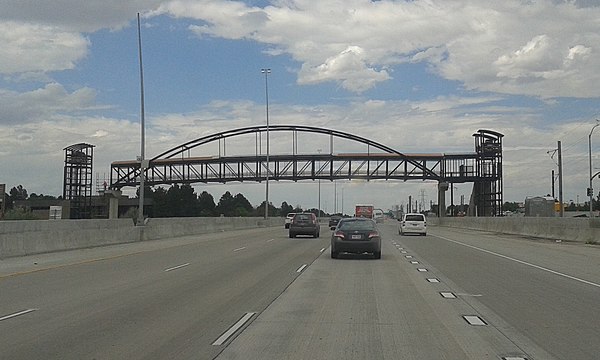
[351, 234, 362, 240]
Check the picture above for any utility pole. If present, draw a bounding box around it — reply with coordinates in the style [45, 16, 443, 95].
[558, 141, 564, 217]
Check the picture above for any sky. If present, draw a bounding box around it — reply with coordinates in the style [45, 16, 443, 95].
[2, 0, 600, 214]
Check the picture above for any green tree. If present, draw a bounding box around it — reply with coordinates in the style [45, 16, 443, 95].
[280, 201, 293, 216]
[233, 193, 253, 216]
[155, 184, 199, 217]
[198, 191, 216, 216]
[256, 201, 278, 217]
[151, 187, 169, 217]
[502, 202, 520, 212]
[216, 191, 236, 216]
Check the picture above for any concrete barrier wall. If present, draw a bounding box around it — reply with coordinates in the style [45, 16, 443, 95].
[0, 217, 284, 258]
[436, 217, 600, 243]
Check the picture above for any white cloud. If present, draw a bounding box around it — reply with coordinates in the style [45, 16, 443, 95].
[0, 83, 99, 124]
[0, 22, 89, 74]
[0, 0, 164, 33]
[155, 0, 600, 98]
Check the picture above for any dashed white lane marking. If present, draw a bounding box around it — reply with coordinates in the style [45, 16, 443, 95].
[463, 315, 487, 326]
[502, 357, 528, 360]
[266, 239, 275, 243]
[417, 268, 428, 272]
[233, 247, 247, 252]
[440, 292, 457, 299]
[164, 263, 190, 272]
[320, 248, 326, 253]
[427, 278, 440, 283]
[212, 312, 256, 346]
[296, 264, 308, 273]
[410, 261, 419, 264]
[0, 309, 38, 321]
[405, 255, 413, 259]
[434, 235, 600, 289]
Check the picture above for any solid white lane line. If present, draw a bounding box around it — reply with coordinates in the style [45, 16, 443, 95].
[320, 248, 326, 253]
[296, 264, 308, 273]
[434, 234, 600, 289]
[233, 247, 247, 252]
[164, 263, 190, 272]
[212, 312, 256, 346]
[0, 309, 38, 322]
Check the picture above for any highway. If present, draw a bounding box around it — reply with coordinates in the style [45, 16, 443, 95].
[1, 223, 599, 359]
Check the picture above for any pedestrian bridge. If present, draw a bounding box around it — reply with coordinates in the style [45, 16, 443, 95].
[110, 125, 503, 216]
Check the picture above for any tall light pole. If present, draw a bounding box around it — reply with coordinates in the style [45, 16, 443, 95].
[317, 149, 322, 220]
[136, 13, 146, 226]
[589, 120, 600, 218]
[261, 68, 271, 219]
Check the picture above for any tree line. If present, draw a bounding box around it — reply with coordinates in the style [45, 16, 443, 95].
[2, 184, 317, 219]
[143, 184, 304, 218]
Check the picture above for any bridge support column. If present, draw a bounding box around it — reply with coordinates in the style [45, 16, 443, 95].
[102, 190, 122, 219]
[438, 182, 449, 217]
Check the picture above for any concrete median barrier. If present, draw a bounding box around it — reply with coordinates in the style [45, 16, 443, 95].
[0, 217, 284, 258]
[436, 217, 599, 243]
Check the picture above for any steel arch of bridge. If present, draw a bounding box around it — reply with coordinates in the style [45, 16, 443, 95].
[110, 125, 503, 215]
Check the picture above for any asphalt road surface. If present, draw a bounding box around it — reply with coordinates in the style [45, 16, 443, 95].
[1, 223, 599, 359]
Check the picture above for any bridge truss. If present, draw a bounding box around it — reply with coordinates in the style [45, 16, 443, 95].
[110, 126, 503, 216]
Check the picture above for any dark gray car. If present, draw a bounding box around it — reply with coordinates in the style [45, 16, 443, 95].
[289, 212, 320, 238]
[331, 217, 381, 259]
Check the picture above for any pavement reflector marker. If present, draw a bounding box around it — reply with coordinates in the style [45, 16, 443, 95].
[296, 264, 307, 273]
[427, 278, 440, 283]
[212, 312, 256, 346]
[463, 315, 487, 326]
[0, 309, 38, 322]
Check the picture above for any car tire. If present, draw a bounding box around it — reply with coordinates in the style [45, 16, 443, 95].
[331, 249, 338, 259]
[289, 232, 294, 238]
[373, 251, 381, 259]
[421, 233, 426, 236]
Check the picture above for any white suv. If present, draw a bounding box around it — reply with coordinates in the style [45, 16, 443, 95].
[285, 213, 296, 229]
[399, 213, 427, 236]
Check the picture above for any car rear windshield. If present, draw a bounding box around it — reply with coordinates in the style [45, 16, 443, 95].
[339, 220, 375, 230]
[405, 215, 425, 221]
[294, 214, 312, 221]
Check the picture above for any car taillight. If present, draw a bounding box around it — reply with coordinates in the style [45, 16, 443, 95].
[368, 231, 380, 239]
[334, 231, 345, 239]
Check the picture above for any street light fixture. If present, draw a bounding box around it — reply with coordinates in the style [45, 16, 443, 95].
[261, 68, 271, 219]
[588, 120, 600, 218]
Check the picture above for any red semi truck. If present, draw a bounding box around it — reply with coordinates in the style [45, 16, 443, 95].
[355, 204, 374, 219]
